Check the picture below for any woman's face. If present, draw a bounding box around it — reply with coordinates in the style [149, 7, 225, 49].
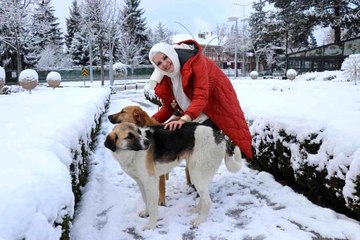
[152, 52, 174, 73]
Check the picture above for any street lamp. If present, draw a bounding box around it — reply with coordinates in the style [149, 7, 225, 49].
[174, 21, 195, 40]
[228, 17, 239, 78]
[234, 2, 252, 77]
[239, 17, 250, 77]
[203, 35, 219, 53]
[234, 2, 252, 17]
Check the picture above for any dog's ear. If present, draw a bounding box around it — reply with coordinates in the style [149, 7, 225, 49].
[134, 109, 146, 127]
[104, 133, 117, 152]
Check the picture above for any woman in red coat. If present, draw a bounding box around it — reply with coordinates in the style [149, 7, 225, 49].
[148, 39, 252, 159]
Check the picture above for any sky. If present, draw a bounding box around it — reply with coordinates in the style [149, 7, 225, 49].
[53, 0, 255, 37]
[1, 71, 360, 239]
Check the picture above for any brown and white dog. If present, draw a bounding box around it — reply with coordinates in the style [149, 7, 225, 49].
[104, 121, 243, 229]
[108, 105, 189, 206]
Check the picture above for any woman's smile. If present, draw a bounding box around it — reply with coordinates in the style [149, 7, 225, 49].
[152, 52, 174, 73]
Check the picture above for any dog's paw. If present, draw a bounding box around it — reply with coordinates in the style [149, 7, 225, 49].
[138, 210, 149, 218]
[190, 217, 203, 226]
[158, 199, 166, 206]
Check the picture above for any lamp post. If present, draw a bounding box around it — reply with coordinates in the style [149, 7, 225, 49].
[228, 17, 239, 78]
[234, 3, 252, 17]
[239, 17, 250, 77]
[203, 35, 219, 53]
[174, 21, 195, 40]
[234, 2, 252, 77]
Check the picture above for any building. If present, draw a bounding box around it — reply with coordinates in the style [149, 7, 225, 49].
[171, 32, 256, 74]
[287, 36, 360, 74]
[171, 33, 224, 67]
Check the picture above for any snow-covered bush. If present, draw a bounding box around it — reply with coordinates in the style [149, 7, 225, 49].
[286, 69, 297, 80]
[298, 71, 344, 82]
[144, 81, 161, 106]
[250, 122, 360, 220]
[0, 66, 5, 89]
[250, 71, 258, 80]
[46, 71, 61, 89]
[19, 69, 38, 94]
[113, 62, 128, 78]
[341, 54, 360, 85]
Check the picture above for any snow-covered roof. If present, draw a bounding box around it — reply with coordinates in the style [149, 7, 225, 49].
[171, 33, 219, 46]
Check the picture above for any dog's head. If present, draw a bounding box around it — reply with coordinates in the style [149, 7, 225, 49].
[108, 105, 148, 126]
[104, 122, 150, 152]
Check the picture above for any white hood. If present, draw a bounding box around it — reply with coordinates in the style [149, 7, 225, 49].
[148, 42, 181, 78]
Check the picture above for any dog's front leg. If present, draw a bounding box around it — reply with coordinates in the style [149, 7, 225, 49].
[135, 179, 149, 218]
[143, 176, 159, 230]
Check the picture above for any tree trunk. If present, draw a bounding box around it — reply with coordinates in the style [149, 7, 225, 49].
[333, 1, 341, 43]
[99, 39, 105, 86]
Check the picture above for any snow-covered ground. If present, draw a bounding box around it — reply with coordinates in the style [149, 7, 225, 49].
[1, 72, 360, 240]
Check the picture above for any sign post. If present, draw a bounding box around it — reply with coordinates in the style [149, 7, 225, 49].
[81, 67, 88, 85]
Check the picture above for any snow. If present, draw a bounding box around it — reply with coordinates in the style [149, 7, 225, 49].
[0, 85, 110, 240]
[18, 69, 38, 82]
[46, 71, 61, 81]
[341, 54, 360, 84]
[172, 33, 219, 46]
[0, 66, 5, 81]
[286, 68, 297, 80]
[1, 72, 360, 239]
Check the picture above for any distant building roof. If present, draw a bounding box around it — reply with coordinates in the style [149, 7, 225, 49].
[171, 33, 219, 46]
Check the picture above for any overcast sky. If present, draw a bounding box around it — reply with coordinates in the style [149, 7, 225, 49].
[53, 0, 255, 36]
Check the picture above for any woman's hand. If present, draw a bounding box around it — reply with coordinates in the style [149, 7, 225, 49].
[164, 115, 191, 131]
[164, 120, 185, 131]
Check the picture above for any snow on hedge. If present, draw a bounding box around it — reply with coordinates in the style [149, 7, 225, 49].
[0, 86, 110, 239]
[233, 73, 360, 209]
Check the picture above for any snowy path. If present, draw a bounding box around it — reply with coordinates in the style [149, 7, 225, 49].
[70, 89, 360, 240]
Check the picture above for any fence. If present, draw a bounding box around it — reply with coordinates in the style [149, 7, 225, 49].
[4, 66, 154, 84]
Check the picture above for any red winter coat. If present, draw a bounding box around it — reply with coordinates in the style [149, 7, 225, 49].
[152, 40, 252, 159]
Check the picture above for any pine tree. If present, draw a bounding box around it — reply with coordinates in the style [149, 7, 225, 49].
[249, 0, 276, 71]
[65, 0, 82, 53]
[32, 0, 63, 48]
[151, 22, 172, 44]
[69, 30, 99, 66]
[266, 0, 360, 44]
[30, 0, 64, 68]
[0, 0, 33, 74]
[120, 0, 150, 64]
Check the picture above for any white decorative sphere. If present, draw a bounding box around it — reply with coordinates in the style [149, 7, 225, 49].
[250, 71, 258, 80]
[0, 66, 5, 89]
[19, 69, 38, 92]
[46, 71, 61, 89]
[113, 62, 128, 77]
[286, 69, 297, 80]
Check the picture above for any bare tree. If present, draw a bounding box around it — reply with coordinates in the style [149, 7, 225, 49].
[117, 32, 145, 77]
[82, 0, 117, 86]
[0, 0, 33, 75]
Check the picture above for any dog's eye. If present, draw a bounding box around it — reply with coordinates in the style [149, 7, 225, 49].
[125, 132, 134, 139]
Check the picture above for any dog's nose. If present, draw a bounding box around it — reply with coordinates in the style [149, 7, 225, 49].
[143, 139, 150, 148]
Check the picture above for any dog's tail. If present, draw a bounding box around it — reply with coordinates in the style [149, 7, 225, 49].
[224, 139, 243, 173]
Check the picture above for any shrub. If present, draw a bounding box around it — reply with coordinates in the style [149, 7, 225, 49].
[341, 54, 360, 85]
[250, 71, 258, 80]
[286, 69, 297, 80]
[19, 69, 38, 93]
[46, 71, 62, 89]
